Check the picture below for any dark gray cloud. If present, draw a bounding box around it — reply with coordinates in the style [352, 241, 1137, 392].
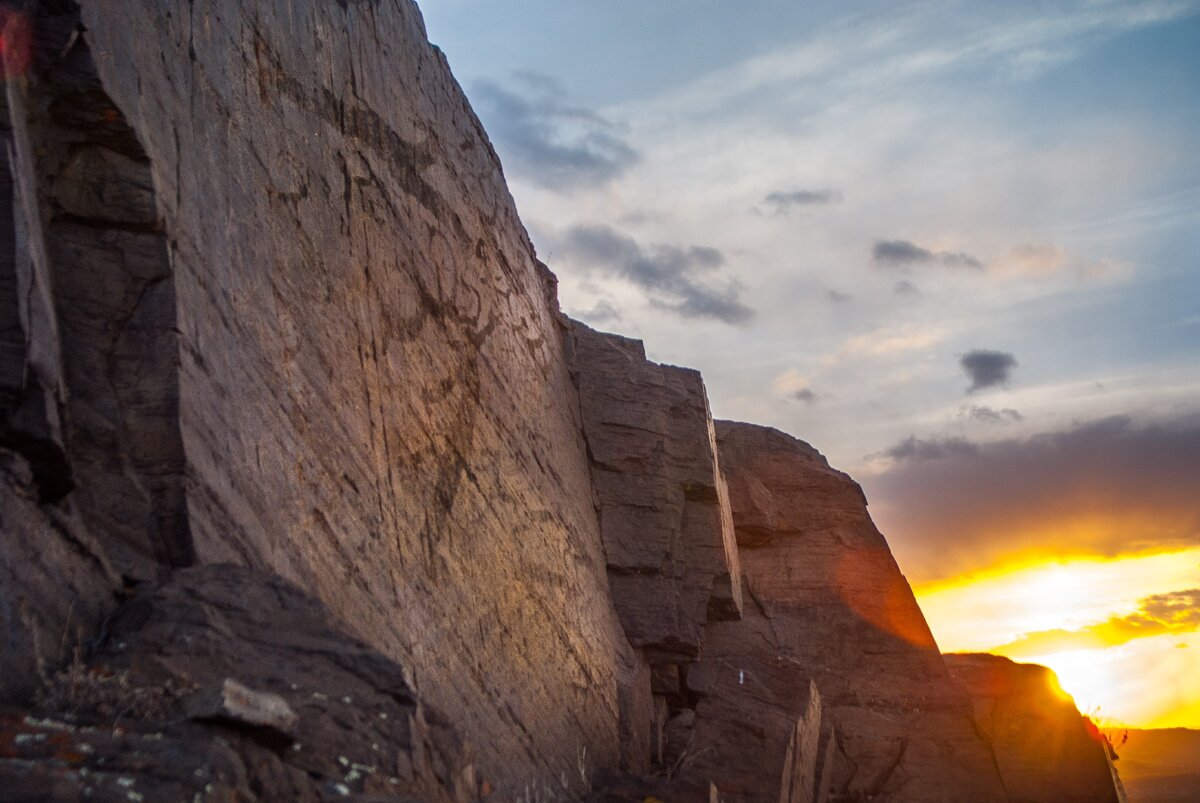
[557, 224, 754, 325]
[959, 405, 1024, 424]
[893, 280, 921, 296]
[872, 239, 983, 270]
[865, 414, 1200, 582]
[885, 436, 979, 463]
[827, 289, 853, 303]
[471, 73, 638, 191]
[995, 589, 1200, 657]
[960, 349, 1017, 392]
[572, 299, 622, 325]
[761, 189, 843, 214]
[793, 388, 818, 404]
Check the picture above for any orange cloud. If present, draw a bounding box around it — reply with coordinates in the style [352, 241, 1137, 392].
[865, 414, 1200, 583]
[994, 589, 1200, 657]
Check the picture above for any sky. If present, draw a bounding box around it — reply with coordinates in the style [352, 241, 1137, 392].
[420, 0, 1200, 727]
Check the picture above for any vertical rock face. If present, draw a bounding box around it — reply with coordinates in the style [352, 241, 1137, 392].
[945, 653, 1126, 803]
[677, 421, 1008, 802]
[4, 0, 629, 792]
[568, 322, 743, 663]
[1, 0, 179, 700]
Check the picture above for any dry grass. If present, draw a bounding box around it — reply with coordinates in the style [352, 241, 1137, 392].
[36, 648, 183, 726]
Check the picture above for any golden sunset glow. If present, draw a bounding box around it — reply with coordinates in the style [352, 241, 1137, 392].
[916, 548, 1200, 727]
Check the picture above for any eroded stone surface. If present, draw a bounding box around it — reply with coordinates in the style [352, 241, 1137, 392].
[28, 0, 630, 790]
[0, 448, 119, 703]
[14, 562, 472, 802]
[946, 653, 1125, 803]
[676, 421, 1008, 802]
[568, 321, 742, 663]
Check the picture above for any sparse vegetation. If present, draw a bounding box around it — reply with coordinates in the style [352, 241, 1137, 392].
[35, 648, 185, 726]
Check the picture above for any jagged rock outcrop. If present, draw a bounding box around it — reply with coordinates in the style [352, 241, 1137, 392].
[567, 321, 746, 778]
[2, 563, 472, 802]
[2, 0, 630, 793]
[568, 322, 742, 660]
[945, 653, 1126, 803]
[675, 422, 1008, 802]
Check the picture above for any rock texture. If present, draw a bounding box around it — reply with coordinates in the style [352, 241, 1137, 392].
[2, 563, 472, 802]
[676, 422, 1008, 802]
[0, 447, 119, 703]
[946, 653, 1126, 803]
[3, 0, 630, 793]
[568, 322, 742, 662]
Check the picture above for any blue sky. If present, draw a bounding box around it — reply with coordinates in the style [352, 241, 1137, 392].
[421, 0, 1200, 580]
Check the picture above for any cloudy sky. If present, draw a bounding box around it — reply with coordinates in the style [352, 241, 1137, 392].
[422, 0, 1200, 727]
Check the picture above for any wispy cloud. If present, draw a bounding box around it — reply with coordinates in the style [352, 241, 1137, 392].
[471, 72, 638, 191]
[772, 368, 819, 403]
[873, 239, 983, 270]
[996, 589, 1200, 657]
[554, 224, 754, 324]
[641, 0, 1200, 116]
[571, 299, 623, 325]
[991, 242, 1132, 281]
[886, 435, 978, 462]
[759, 188, 843, 215]
[831, 325, 945, 361]
[959, 405, 1024, 425]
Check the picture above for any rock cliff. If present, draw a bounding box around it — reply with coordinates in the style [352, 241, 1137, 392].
[2, 0, 628, 794]
[0, 1, 1126, 801]
[677, 422, 1008, 802]
[945, 653, 1127, 803]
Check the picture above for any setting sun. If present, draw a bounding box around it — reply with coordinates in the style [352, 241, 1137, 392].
[916, 548, 1200, 727]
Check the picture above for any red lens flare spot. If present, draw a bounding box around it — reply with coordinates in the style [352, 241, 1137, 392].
[0, 9, 32, 80]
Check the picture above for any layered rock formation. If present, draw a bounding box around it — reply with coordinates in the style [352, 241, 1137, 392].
[675, 422, 1009, 802]
[946, 654, 1127, 803]
[569, 322, 742, 663]
[0, 1, 1128, 801]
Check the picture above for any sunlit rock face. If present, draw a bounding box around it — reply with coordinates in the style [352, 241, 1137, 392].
[3, 0, 629, 792]
[678, 421, 1008, 802]
[946, 653, 1126, 803]
[568, 321, 743, 661]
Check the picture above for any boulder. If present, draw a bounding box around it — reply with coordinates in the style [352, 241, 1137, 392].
[2, 562, 472, 802]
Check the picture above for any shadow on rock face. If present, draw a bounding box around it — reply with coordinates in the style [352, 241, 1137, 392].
[2, 563, 475, 802]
